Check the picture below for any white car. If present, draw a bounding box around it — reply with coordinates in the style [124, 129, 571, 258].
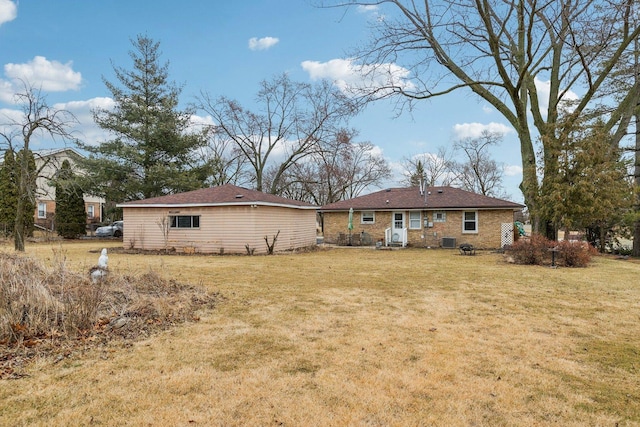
[95, 221, 123, 238]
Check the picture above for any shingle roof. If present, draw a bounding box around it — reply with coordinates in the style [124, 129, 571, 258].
[319, 186, 524, 211]
[118, 184, 317, 209]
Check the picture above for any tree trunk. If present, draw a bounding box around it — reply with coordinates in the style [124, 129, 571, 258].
[14, 160, 27, 252]
[633, 105, 640, 257]
[13, 179, 27, 252]
[633, 38, 640, 258]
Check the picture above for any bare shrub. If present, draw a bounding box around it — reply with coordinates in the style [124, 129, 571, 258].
[507, 234, 555, 265]
[264, 230, 280, 255]
[0, 253, 104, 343]
[556, 240, 597, 267]
[507, 234, 597, 267]
[0, 253, 220, 350]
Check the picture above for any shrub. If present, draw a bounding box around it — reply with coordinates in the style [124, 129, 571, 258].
[507, 234, 597, 267]
[507, 234, 555, 265]
[1, 252, 221, 346]
[556, 240, 597, 267]
[0, 253, 105, 343]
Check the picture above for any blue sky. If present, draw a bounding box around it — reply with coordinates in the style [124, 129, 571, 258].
[0, 0, 524, 202]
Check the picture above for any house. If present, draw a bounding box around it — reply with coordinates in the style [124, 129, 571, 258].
[319, 186, 525, 249]
[33, 148, 105, 230]
[117, 184, 318, 254]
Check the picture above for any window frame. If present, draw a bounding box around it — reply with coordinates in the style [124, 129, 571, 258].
[87, 205, 95, 219]
[433, 211, 446, 222]
[37, 202, 47, 219]
[409, 211, 421, 229]
[170, 215, 201, 229]
[462, 211, 478, 234]
[361, 211, 375, 224]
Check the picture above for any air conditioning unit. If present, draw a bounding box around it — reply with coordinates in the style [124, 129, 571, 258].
[441, 237, 456, 249]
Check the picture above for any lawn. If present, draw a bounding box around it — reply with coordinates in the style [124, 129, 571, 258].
[1, 240, 639, 426]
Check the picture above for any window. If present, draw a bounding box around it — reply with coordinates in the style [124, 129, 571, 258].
[393, 212, 404, 229]
[433, 212, 446, 222]
[38, 203, 46, 219]
[409, 211, 421, 229]
[170, 215, 200, 229]
[463, 211, 478, 233]
[87, 205, 95, 219]
[361, 211, 375, 224]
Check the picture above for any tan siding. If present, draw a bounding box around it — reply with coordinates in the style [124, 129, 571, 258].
[122, 205, 316, 254]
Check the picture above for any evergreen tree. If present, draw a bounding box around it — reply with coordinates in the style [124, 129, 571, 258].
[409, 160, 425, 187]
[15, 149, 36, 239]
[54, 160, 87, 239]
[78, 34, 208, 204]
[538, 121, 632, 251]
[0, 149, 18, 236]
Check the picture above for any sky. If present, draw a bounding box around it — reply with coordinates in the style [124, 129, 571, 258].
[0, 0, 525, 202]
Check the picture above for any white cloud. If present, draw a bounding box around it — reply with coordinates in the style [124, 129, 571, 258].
[4, 56, 82, 92]
[0, 106, 22, 122]
[452, 122, 513, 139]
[301, 58, 414, 96]
[0, 0, 17, 26]
[356, 4, 385, 22]
[503, 164, 523, 177]
[534, 76, 579, 115]
[48, 97, 114, 145]
[188, 113, 215, 128]
[357, 5, 379, 13]
[248, 36, 279, 51]
[0, 79, 15, 103]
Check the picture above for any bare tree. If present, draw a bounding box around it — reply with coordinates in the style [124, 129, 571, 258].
[196, 127, 251, 187]
[198, 73, 358, 194]
[452, 131, 507, 198]
[332, 0, 640, 235]
[0, 82, 78, 251]
[276, 128, 391, 205]
[400, 146, 456, 187]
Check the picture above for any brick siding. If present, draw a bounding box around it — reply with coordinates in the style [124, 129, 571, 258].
[322, 209, 516, 249]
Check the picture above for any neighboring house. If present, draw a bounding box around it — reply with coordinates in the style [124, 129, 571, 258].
[117, 184, 318, 254]
[33, 148, 105, 230]
[319, 186, 525, 249]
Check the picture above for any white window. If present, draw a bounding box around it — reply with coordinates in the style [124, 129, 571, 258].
[463, 211, 478, 233]
[409, 211, 421, 229]
[170, 215, 200, 229]
[38, 203, 46, 219]
[87, 205, 95, 218]
[361, 211, 375, 224]
[433, 212, 446, 222]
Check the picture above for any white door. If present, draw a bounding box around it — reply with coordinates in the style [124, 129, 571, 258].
[391, 212, 405, 243]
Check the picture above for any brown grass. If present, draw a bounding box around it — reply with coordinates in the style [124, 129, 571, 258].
[1, 240, 639, 426]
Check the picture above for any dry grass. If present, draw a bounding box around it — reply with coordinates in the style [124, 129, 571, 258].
[1, 240, 639, 426]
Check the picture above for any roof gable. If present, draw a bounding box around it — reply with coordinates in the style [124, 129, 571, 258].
[118, 184, 317, 209]
[319, 186, 524, 211]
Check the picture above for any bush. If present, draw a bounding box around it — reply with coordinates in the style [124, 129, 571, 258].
[506, 234, 597, 267]
[0, 252, 105, 343]
[556, 240, 597, 267]
[0, 252, 221, 346]
[507, 234, 555, 265]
